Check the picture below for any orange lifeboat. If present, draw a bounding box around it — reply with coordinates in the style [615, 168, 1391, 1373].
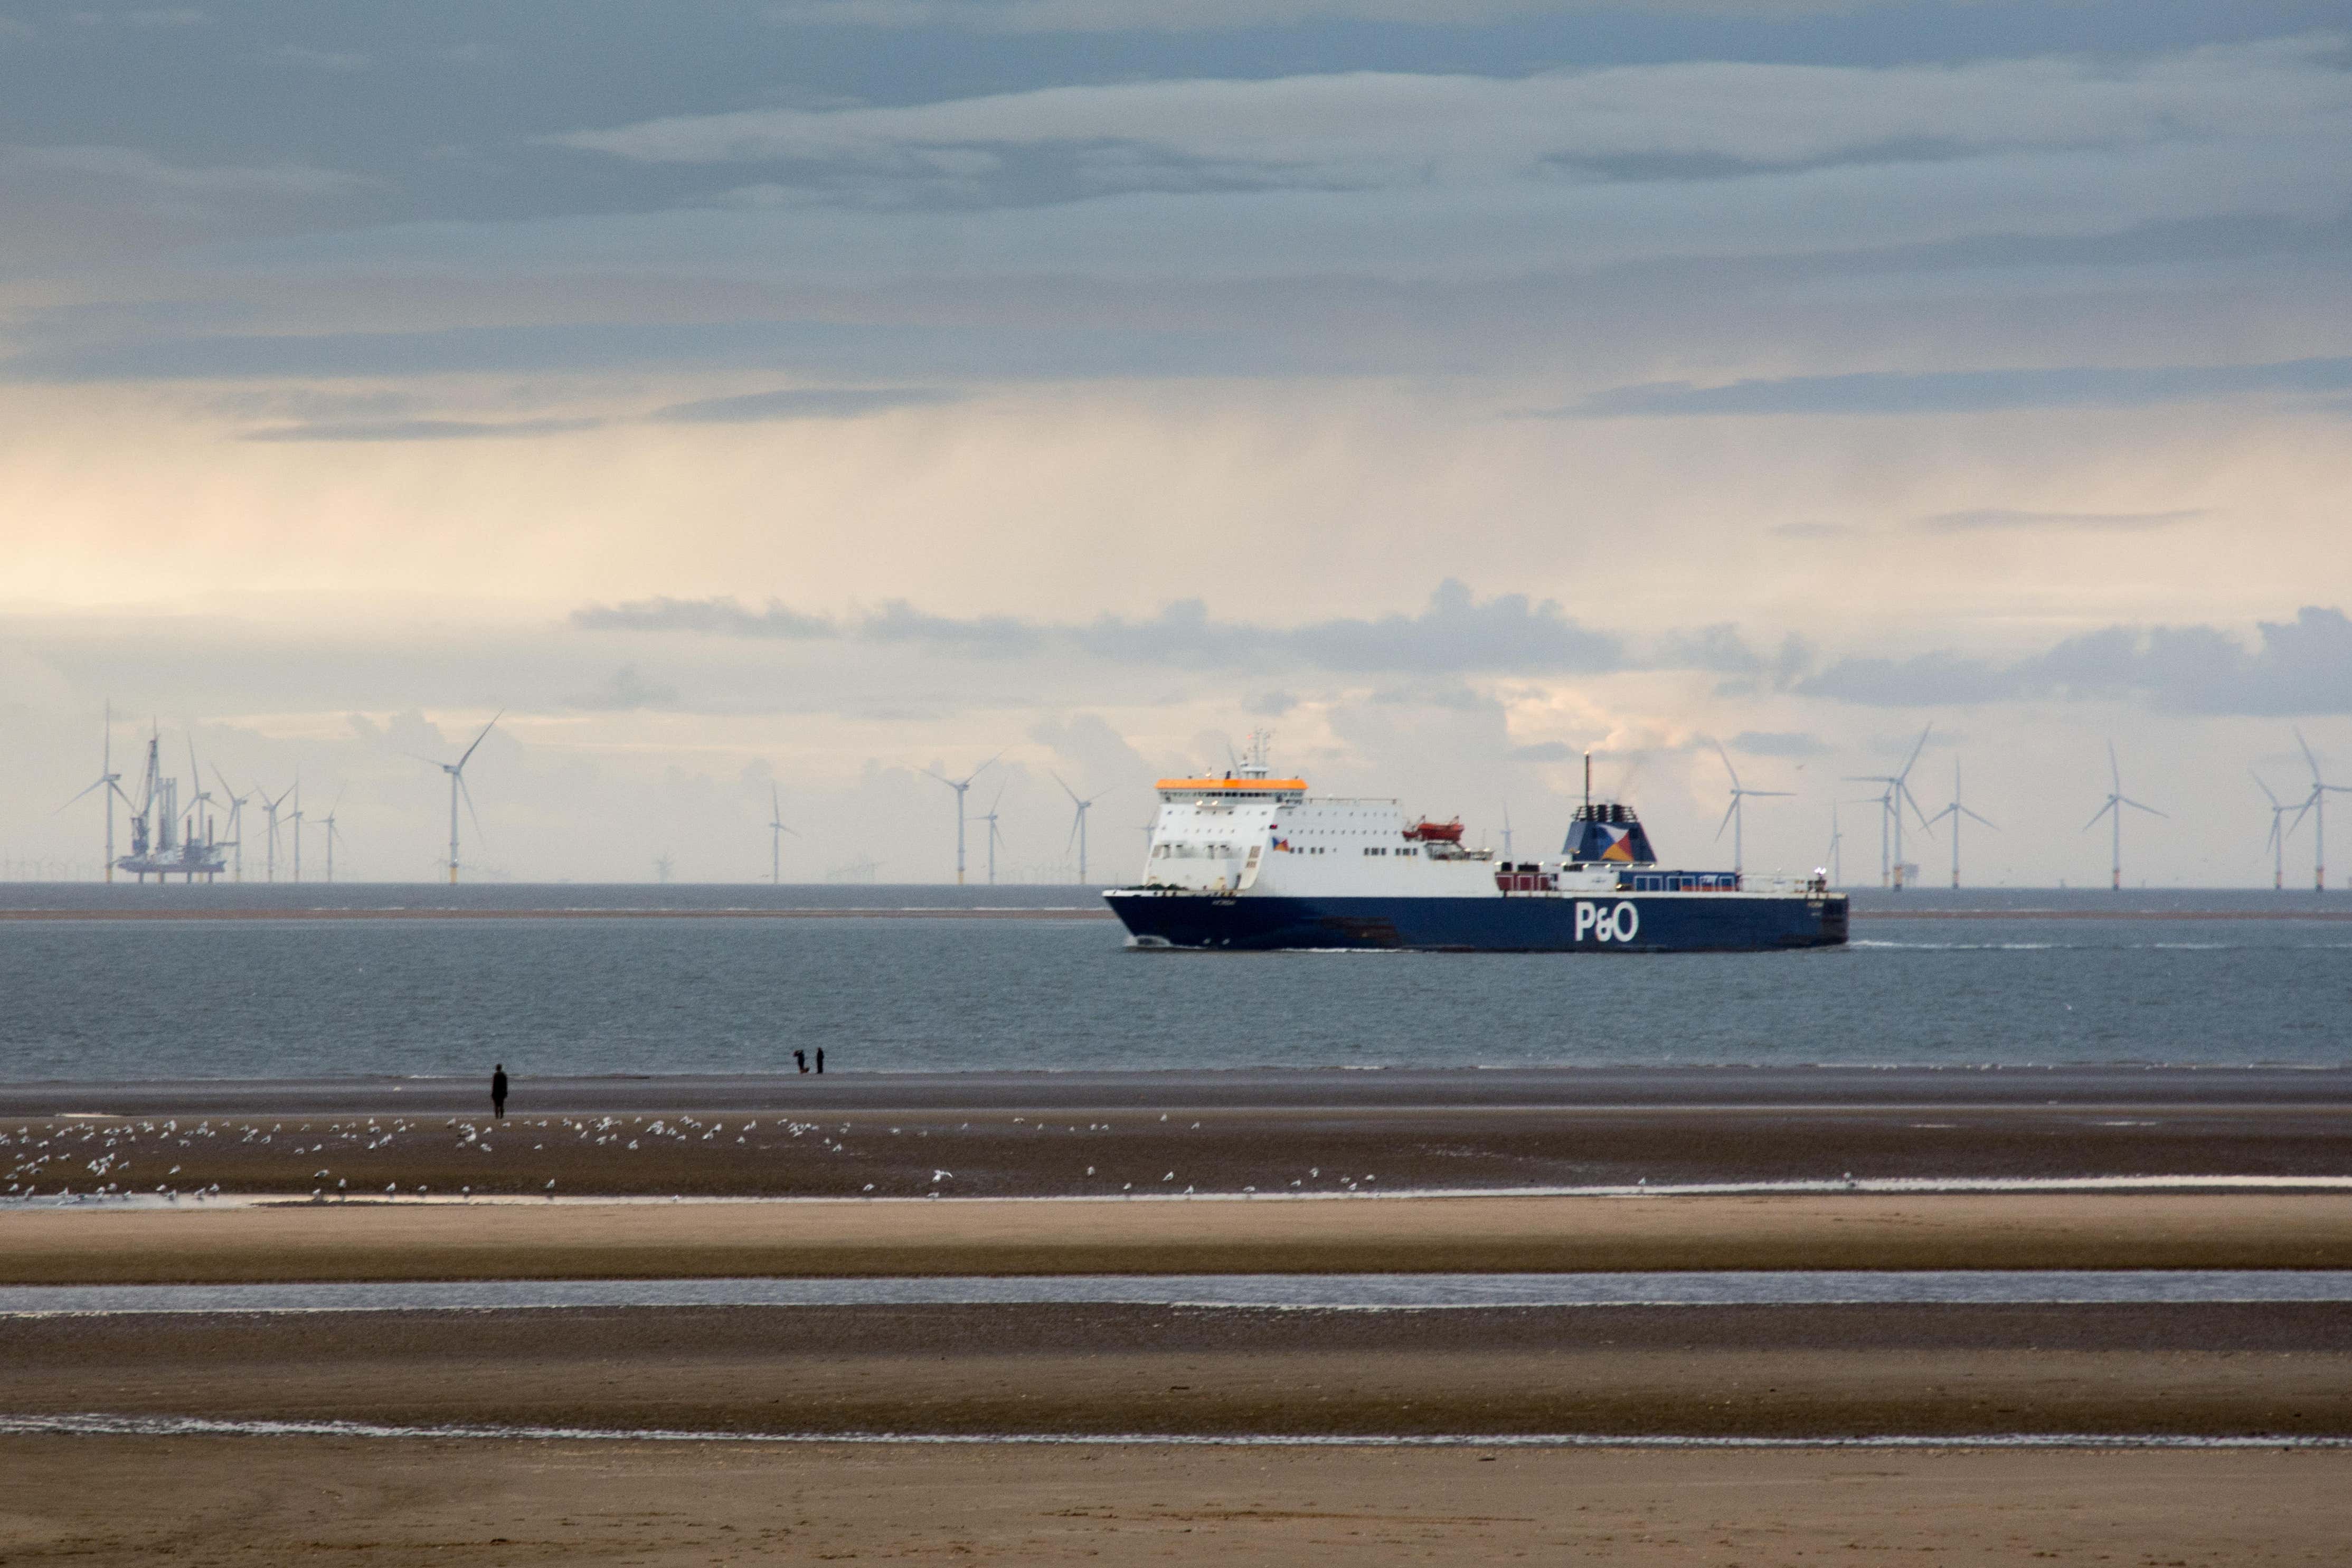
[1402, 817, 1465, 844]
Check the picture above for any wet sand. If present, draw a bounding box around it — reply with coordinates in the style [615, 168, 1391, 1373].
[2, 1437, 2344, 1565]
[8, 1066, 2349, 1196]
[6, 1302, 2350, 1439]
[6, 1192, 2351, 1284]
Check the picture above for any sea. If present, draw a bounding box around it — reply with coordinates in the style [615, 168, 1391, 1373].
[0, 884, 2345, 1082]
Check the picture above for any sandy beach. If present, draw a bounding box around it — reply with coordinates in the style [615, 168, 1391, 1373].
[2, 1437, 2345, 1565]
[6, 1191, 2351, 1283]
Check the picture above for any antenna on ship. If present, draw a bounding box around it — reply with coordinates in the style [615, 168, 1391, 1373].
[1583, 751, 1592, 814]
[922, 752, 1000, 885]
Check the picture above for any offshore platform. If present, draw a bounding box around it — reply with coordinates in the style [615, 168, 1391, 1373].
[69, 714, 232, 883]
[114, 729, 230, 882]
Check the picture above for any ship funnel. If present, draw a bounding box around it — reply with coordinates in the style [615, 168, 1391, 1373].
[1562, 802, 1656, 864]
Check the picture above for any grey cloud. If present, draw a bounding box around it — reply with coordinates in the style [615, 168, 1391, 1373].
[571, 580, 1626, 676]
[1733, 730, 1830, 758]
[1920, 507, 2206, 533]
[651, 386, 960, 422]
[240, 417, 601, 441]
[1802, 606, 2352, 715]
[1510, 741, 1579, 761]
[270, 44, 367, 71]
[566, 665, 681, 711]
[572, 597, 839, 639]
[1563, 356, 2352, 417]
[6, 318, 1280, 383]
[3, 144, 361, 199]
[766, 0, 1858, 32]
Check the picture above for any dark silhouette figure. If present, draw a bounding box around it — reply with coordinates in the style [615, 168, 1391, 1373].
[816, 1047, 825, 1075]
[794, 1049, 808, 1074]
[490, 1064, 508, 1120]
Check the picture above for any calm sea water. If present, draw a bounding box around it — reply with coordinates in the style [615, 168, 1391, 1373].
[0, 885, 2345, 1081]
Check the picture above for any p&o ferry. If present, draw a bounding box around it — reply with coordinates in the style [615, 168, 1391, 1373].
[1103, 741, 1845, 953]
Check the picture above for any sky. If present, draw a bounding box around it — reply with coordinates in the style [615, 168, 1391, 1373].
[4, 0, 2351, 886]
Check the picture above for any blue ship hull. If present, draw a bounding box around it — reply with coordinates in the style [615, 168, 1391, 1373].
[1103, 890, 1847, 953]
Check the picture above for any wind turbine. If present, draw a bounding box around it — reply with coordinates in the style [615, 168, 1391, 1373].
[977, 783, 1008, 885]
[2084, 742, 2164, 891]
[1924, 759, 1997, 888]
[922, 753, 999, 885]
[1845, 725, 1934, 889]
[1713, 741, 1791, 876]
[59, 701, 133, 882]
[1500, 803, 1514, 862]
[2291, 728, 2349, 892]
[322, 792, 347, 883]
[179, 740, 223, 882]
[253, 781, 294, 882]
[424, 713, 500, 885]
[212, 766, 252, 881]
[1824, 805, 1844, 887]
[767, 785, 798, 885]
[1052, 772, 1114, 885]
[2253, 773, 2297, 892]
[288, 774, 304, 883]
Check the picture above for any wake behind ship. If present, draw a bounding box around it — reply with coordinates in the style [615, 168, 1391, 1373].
[1103, 742, 1846, 953]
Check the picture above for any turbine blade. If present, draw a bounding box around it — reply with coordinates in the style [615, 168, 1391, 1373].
[1749, 789, 1794, 798]
[456, 711, 503, 771]
[458, 772, 486, 845]
[2084, 801, 2113, 832]
[2298, 726, 2322, 782]
[1714, 800, 1736, 841]
[1897, 724, 1932, 782]
[1714, 739, 1739, 790]
[1050, 769, 1081, 806]
[2107, 739, 2120, 794]
[2121, 797, 2165, 817]
[2252, 770, 2279, 808]
[1960, 807, 1998, 829]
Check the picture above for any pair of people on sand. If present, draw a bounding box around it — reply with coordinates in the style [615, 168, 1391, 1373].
[793, 1048, 826, 1074]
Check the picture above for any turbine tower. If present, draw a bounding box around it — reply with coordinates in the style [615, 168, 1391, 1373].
[922, 752, 999, 885]
[1845, 725, 1934, 889]
[2291, 728, 2349, 892]
[1924, 759, 1997, 889]
[978, 784, 1008, 885]
[289, 775, 304, 884]
[1824, 805, 1844, 887]
[322, 792, 347, 883]
[254, 782, 294, 883]
[425, 712, 501, 885]
[1713, 741, 1791, 876]
[212, 766, 252, 882]
[60, 701, 132, 882]
[2253, 772, 2296, 892]
[183, 740, 218, 876]
[767, 785, 797, 885]
[1053, 771, 1114, 885]
[2084, 741, 2164, 891]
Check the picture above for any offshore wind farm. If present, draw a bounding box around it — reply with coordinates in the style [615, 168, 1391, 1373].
[23, 703, 2352, 893]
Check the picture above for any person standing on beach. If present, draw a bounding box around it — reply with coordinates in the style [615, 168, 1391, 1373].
[794, 1050, 808, 1074]
[816, 1047, 825, 1075]
[491, 1064, 508, 1120]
